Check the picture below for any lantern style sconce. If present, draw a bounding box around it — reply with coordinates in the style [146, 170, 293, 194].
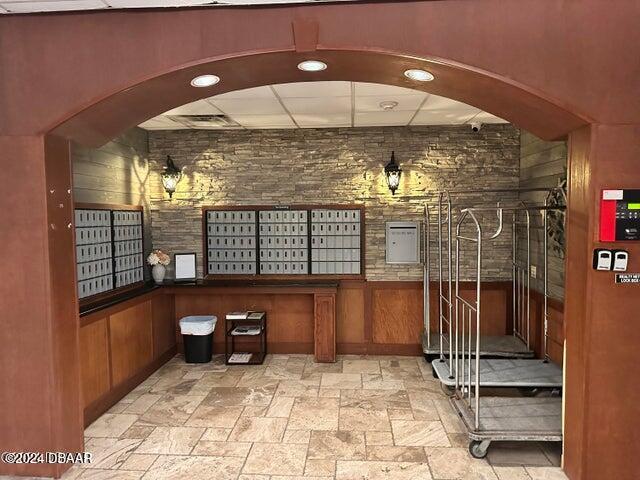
[384, 151, 402, 195]
[161, 156, 182, 198]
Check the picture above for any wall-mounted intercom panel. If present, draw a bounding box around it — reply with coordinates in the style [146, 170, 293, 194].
[600, 189, 640, 241]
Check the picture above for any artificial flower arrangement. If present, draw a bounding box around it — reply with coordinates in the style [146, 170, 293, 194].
[147, 249, 171, 266]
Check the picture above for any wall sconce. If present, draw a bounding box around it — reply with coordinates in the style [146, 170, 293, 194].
[161, 156, 182, 198]
[384, 151, 402, 195]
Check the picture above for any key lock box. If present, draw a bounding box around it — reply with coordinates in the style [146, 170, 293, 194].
[595, 189, 638, 272]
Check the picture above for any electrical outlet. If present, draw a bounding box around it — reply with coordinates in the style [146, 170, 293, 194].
[531, 265, 537, 279]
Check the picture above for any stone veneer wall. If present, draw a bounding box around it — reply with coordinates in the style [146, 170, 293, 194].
[72, 127, 153, 280]
[147, 125, 520, 281]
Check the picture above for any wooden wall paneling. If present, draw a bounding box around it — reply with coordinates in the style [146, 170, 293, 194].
[336, 281, 366, 345]
[109, 300, 153, 386]
[371, 283, 423, 345]
[314, 293, 336, 362]
[173, 293, 315, 355]
[152, 293, 176, 359]
[79, 317, 111, 408]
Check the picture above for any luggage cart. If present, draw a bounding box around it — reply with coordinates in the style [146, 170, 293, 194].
[448, 206, 563, 458]
[424, 189, 552, 363]
[431, 201, 565, 389]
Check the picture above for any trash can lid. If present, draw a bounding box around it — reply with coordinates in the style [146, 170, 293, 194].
[180, 315, 217, 335]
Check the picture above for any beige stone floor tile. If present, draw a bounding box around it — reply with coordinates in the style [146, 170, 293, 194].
[241, 406, 268, 417]
[228, 416, 288, 443]
[493, 466, 532, 480]
[525, 466, 569, 480]
[288, 397, 340, 430]
[366, 445, 428, 463]
[388, 408, 414, 420]
[434, 398, 466, 433]
[391, 420, 450, 447]
[303, 361, 343, 374]
[107, 403, 128, 414]
[237, 475, 270, 480]
[139, 394, 205, 427]
[242, 443, 308, 476]
[299, 372, 323, 385]
[235, 376, 281, 389]
[335, 460, 432, 480]
[202, 386, 275, 407]
[135, 426, 204, 455]
[461, 463, 500, 480]
[271, 477, 333, 480]
[118, 454, 157, 471]
[365, 431, 394, 446]
[61, 466, 85, 479]
[408, 394, 440, 421]
[427, 446, 492, 479]
[149, 377, 197, 395]
[266, 396, 295, 417]
[308, 430, 366, 460]
[342, 359, 381, 374]
[283, 428, 312, 444]
[84, 438, 141, 469]
[191, 440, 252, 457]
[119, 424, 155, 440]
[487, 442, 552, 466]
[361, 374, 405, 390]
[200, 427, 231, 441]
[318, 388, 341, 398]
[123, 394, 162, 415]
[86, 414, 139, 438]
[448, 433, 469, 448]
[78, 469, 143, 479]
[142, 455, 244, 480]
[275, 380, 319, 397]
[305, 458, 336, 476]
[321, 373, 362, 389]
[184, 405, 243, 428]
[263, 364, 304, 380]
[340, 388, 410, 410]
[339, 407, 391, 432]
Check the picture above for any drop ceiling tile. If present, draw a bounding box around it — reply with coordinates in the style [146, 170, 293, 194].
[230, 114, 296, 128]
[355, 82, 423, 97]
[282, 96, 351, 115]
[138, 117, 190, 130]
[162, 99, 223, 116]
[273, 81, 351, 98]
[293, 112, 351, 128]
[105, 0, 210, 7]
[354, 111, 413, 126]
[467, 111, 509, 124]
[355, 94, 426, 113]
[1, 0, 104, 13]
[421, 94, 473, 110]
[411, 108, 480, 125]
[212, 86, 275, 100]
[209, 97, 285, 115]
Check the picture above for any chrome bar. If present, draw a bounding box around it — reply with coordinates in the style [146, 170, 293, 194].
[446, 193, 453, 376]
[424, 204, 431, 349]
[512, 212, 517, 337]
[543, 197, 549, 361]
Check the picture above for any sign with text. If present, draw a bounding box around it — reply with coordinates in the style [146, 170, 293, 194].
[615, 273, 640, 284]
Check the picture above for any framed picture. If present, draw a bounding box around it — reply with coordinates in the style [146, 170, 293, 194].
[174, 253, 197, 282]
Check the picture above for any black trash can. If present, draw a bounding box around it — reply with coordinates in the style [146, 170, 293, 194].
[180, 315, 217, 363]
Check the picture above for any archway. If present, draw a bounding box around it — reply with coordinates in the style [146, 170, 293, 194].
[1, 3, 638, 479]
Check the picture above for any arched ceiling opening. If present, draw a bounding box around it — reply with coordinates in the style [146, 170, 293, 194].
[141, 81, 507, 131]
[51, 50, 587, 147]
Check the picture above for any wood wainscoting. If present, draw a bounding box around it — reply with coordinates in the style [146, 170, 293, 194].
[79, 290, 177, 426]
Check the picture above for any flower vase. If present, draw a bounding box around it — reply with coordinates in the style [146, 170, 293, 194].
[152, 264, 166, 284]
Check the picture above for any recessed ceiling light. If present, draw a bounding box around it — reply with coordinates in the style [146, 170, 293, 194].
[297, 60, 327, 72]
[379, 101, 399, 111]
[404, 69, 435, 82]
[190, 74, 220, 88]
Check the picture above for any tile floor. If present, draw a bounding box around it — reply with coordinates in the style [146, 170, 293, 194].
[58, 354, 568, 479]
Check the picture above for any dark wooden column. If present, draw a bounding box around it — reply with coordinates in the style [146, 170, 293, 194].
[0, 135, 83, 478]
[314, 293, 336, 363]
[563, 125, 640, 480]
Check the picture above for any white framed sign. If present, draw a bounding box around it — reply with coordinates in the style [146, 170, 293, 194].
[174, 253, 197, 281]
[386, 221, 420, 264]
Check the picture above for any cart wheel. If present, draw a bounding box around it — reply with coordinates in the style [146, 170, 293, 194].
[468, 440, 490, 459]
[424, 354, 438, 364]
[440, 383, 455, 397]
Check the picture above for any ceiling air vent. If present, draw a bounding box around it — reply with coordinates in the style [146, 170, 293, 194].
[168, 114, 241, 129]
